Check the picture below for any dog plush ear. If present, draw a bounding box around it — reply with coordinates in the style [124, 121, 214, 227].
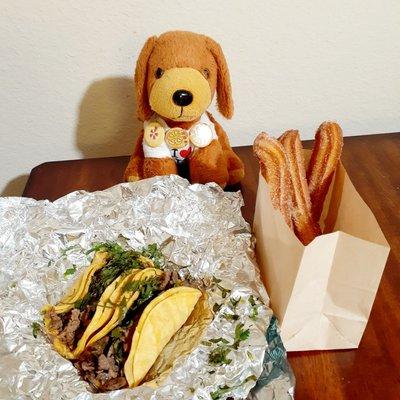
[135, 36, 157, 121]
[206, 37, 234, 119]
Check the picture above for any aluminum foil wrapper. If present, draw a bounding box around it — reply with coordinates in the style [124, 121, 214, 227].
[0, 175, 294, 399]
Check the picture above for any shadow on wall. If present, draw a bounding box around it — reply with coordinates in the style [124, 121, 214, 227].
[1, 174, 29, 197]
[75, 76, 141, 158]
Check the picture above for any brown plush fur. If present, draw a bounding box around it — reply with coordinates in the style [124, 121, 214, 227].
[124, 31, 244, 187]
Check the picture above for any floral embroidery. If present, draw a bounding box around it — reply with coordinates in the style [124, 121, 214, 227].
[150, 127, 159, 140]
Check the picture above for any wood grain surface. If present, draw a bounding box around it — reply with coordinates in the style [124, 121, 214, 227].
[22, 133, 400, 399]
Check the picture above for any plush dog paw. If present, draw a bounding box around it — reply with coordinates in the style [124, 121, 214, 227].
[143, 157, 178, 178]
[189, 140, 229, 188]
[226, 151, 245, 185]
[228, 167, 245, 185]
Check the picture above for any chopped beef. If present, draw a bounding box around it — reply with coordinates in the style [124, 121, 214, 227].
[97, 354, 110, 371]
[89, 336, 109, 357]
[91, 374, 127, 391]
[98, 350, 118, 379]
[58, 308, 81, 349]
[81, 373, 103, 392]
[80, 360, 95, 372]
[171, 270, 180, 284]
[70, 305, 96, 348]
[45, 308, 63, 334]
[159, 270, 171, 290]
[80, 305, 95, 327]
[99, 377, 127, 391]
[119, 327, 131, 353]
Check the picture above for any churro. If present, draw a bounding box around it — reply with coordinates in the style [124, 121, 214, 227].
[307, 122, 343, 222]
[253, 133, 293, 229]
[279, 130, 321, 244]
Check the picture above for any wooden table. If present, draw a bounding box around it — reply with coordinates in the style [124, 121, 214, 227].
[23, 133, 400, 400]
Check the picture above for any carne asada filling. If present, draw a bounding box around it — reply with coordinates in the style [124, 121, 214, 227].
[73, 295, 155, 392]
[72, 273, 178, 392]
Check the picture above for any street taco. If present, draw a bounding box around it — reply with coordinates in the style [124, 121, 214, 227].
[124, 286, 202, 387]
[42, 243, 159, 359]
[42, 243, 211, 392]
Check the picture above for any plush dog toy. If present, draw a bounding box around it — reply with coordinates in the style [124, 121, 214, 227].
[124, 31, 244, 188]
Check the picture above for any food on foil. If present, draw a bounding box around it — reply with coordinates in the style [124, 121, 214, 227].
[253, 121, 343, 245]
[124, 286, 202, 387]
[41, 243, 210, 392]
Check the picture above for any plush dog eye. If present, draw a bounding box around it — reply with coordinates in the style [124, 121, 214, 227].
[155, 68, 164, 79]
[202, 68, 210, 79]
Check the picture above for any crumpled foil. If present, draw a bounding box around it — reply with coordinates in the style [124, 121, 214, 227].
[0, 175, 294, 400]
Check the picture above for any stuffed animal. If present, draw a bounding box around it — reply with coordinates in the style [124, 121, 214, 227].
[124, 31, 244, 188]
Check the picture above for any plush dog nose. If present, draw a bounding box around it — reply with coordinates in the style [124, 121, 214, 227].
[172, 90, 193, 107]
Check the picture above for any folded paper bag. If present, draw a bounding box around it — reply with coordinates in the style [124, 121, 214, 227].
[253, 159, 390, 351]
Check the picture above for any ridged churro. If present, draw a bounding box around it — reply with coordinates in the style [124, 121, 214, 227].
[279, 130, 321, 244]
[306, 122, 343, 222]
[253, 133, 293, 229]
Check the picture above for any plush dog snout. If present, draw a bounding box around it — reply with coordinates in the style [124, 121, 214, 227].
[149, 68, 211, 121]
[172, 90, 193, 107]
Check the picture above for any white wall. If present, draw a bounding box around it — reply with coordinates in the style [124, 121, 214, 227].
[1, 1, 400, 196]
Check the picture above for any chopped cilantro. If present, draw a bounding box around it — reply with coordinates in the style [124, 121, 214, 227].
[111, 327, 122, 339]
[31, 321, 41, 338]
[213, 303, 222, 313]
[212, 278, 231, 298]
[222, 312, 239, 321]
[246, 350, 254, 361]
[230, 297, 240, 308]
[208, 323, 250, 365]
[75, 243, 161, 311]
[248, 295, 259, 320]
[210, 375, 258, 399]
[244, 374, 257, 383]
[210, 385, 231, 400]
[250, 307, 258, 320]
[123, 277, 160, 304]
[209, 345, 232, 366]
[110, 327, 124, 364]
[140, 243, 165, 268]
[212, 276, 222, 284]
[86, 242, 124, 255]
[60, 245, 77, 257]
[209, 337, 229, 344]
[64, 265, 77, 277]
[232, 323, 250, 349]
[248, 295, 256, 307]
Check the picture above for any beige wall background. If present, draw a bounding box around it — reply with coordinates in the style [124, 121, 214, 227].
[1, 1, 400, 196]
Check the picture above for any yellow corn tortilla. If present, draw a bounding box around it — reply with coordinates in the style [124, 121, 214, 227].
[71, 272, 130, 358]
[144, 291, 212, 386]
[80, 268, 164, 352]
[124, 286, 202, 387]
[46, 272, 127, 359]
[42, 251, 109, 315]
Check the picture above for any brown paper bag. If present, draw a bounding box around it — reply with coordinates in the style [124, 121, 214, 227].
[253, 158, 390, 351]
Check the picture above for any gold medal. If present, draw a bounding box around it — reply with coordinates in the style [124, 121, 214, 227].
[165, 128, 190, 149]
[144, 122, 165, 148]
